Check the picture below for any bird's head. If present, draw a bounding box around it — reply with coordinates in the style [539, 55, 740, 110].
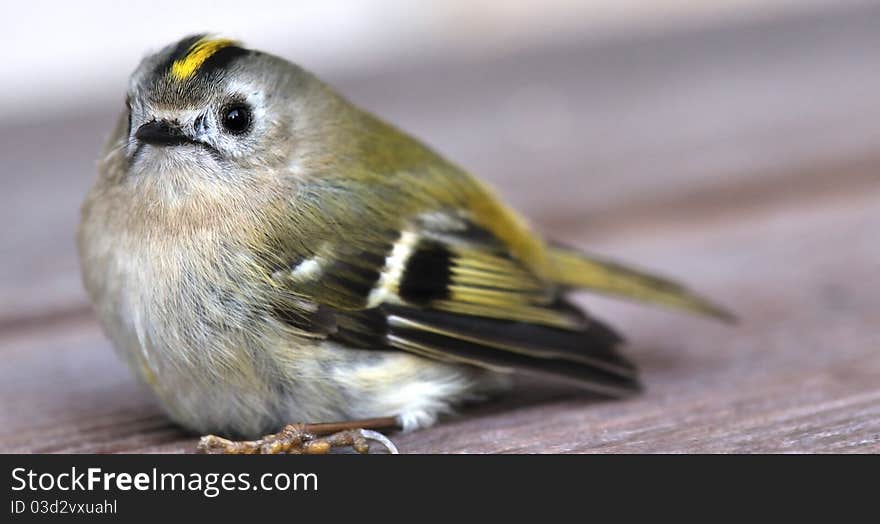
[116, 34, 332, 192]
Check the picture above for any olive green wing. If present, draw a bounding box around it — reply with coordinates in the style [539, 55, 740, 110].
[269, 211, 640, 397]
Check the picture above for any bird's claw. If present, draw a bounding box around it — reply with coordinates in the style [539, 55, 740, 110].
[197, 424, 398, 454]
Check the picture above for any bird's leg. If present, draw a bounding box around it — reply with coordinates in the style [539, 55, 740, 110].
[196, 417, 400, 454]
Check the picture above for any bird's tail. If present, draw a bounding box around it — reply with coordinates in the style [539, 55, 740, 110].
[547, 245, 735, 322]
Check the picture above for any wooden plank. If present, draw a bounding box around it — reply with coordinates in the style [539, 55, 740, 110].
[3, 4, 880, 320]
[399, 183, 880, 453]
[3, 170, 877, 453]
[3, 4, 879, 454]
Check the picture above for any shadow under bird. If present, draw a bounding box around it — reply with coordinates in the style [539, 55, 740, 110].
[77, 35, 733, 454]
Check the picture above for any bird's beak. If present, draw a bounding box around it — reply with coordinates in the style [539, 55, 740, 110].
[135, 120, 196, 146]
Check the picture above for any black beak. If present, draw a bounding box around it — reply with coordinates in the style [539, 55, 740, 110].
[135, 120, 195, 146]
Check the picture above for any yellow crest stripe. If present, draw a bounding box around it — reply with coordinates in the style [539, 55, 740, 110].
[169, 37, 238, 81]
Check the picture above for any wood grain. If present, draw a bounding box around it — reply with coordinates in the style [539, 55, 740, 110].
[2, 165, 877, 453]
[1, 4, 879, 453]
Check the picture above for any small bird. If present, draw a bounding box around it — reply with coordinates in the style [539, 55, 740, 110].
[78, 35, 732, 454]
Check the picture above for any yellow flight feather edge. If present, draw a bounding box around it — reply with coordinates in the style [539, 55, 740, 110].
[169, 37, 238, 81]
[548, 246, 736, 322]
[464, 182, 552, 280]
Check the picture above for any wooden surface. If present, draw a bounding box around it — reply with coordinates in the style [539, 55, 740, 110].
[2, 4, 879, 453]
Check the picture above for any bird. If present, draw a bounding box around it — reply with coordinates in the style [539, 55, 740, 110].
[77, 35, 733, 454]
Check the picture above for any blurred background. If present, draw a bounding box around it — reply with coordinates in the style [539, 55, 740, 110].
[2, 1, 879, 452]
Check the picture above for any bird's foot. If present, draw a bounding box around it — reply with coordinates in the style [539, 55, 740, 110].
[196, 419, 399, 454]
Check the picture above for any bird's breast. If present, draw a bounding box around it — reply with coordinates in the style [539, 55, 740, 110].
[79, 205, 292, 432]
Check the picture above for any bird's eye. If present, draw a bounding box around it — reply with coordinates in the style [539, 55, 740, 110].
[221, 104, 252, 134]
